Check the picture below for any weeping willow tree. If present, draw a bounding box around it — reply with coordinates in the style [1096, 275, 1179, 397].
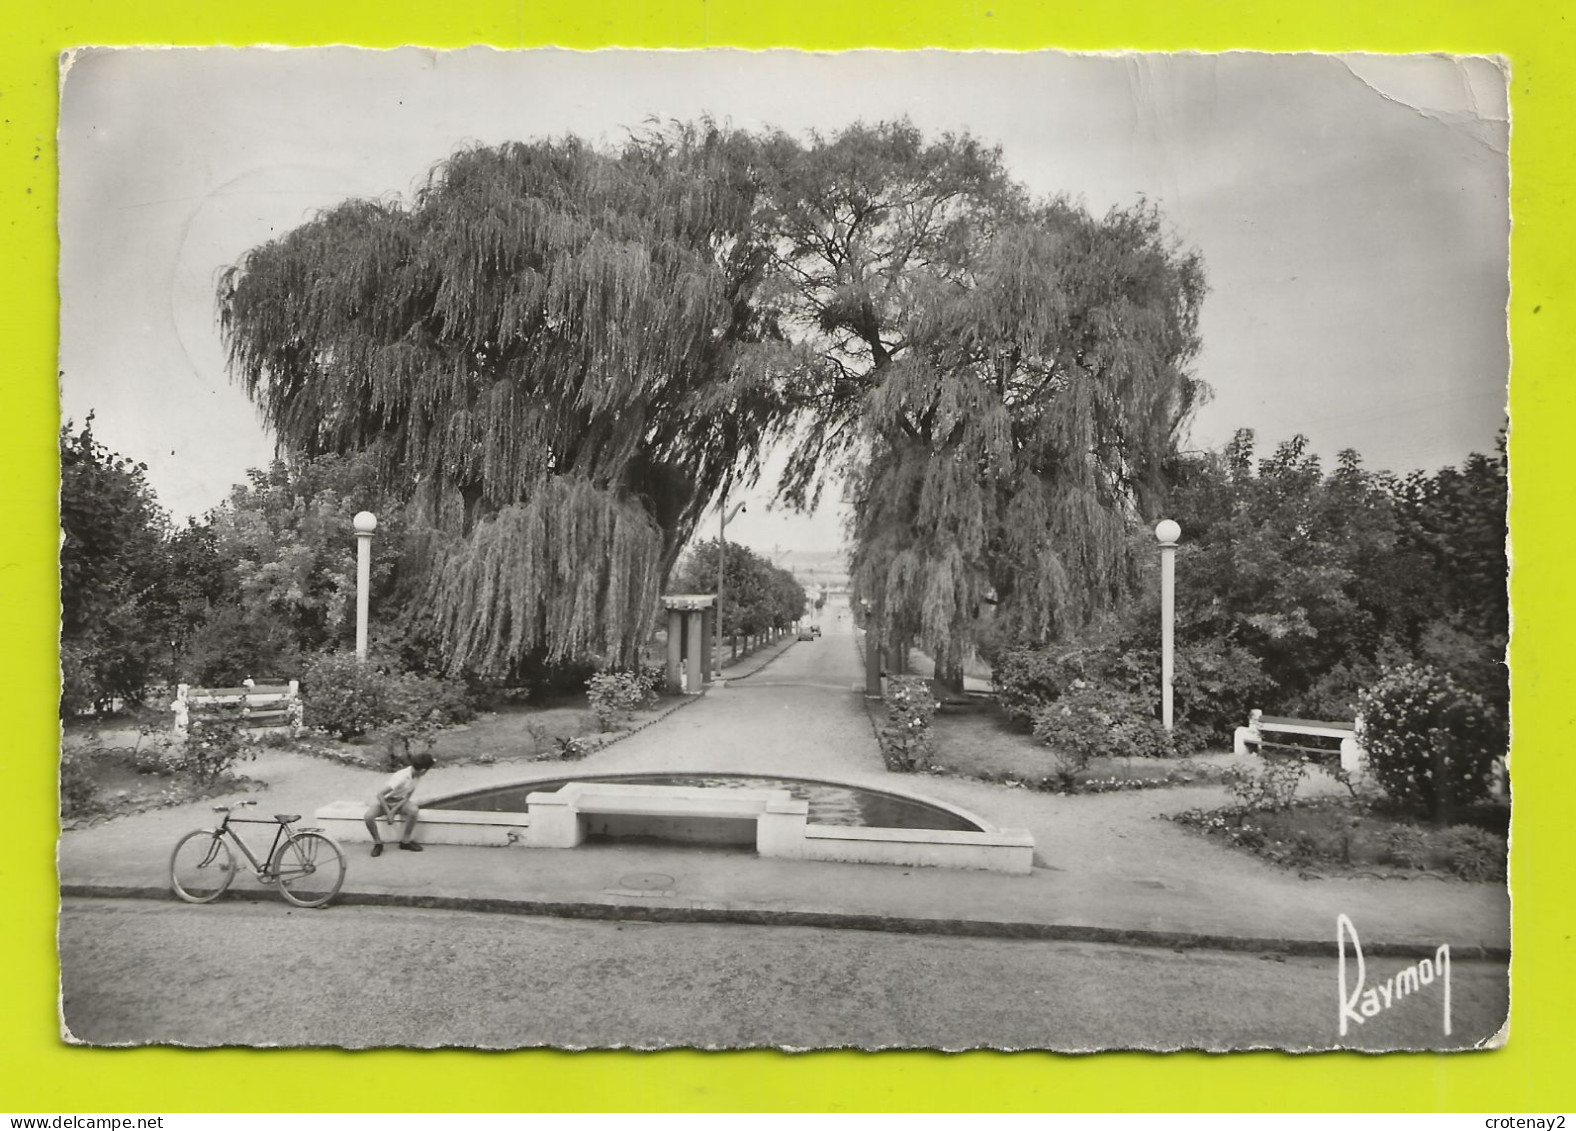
[218, 118, 1203, 678]
[420, 479, 666, 673]
[218, 126, 798, 674]
[754, 123, 1206, 686]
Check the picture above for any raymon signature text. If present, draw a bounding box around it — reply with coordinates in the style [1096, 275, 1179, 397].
[1337, 913, 1451, 1037]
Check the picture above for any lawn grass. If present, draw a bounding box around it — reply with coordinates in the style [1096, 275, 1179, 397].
[925, 700, 1231, 791]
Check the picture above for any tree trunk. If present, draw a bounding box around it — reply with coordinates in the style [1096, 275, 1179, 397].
[887, 634, 909, 675]
[938, 641, 966, 696]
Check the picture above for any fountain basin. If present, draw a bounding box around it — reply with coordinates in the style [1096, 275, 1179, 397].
[432, 771, 987, 831]
[314, 771, 1034, 874]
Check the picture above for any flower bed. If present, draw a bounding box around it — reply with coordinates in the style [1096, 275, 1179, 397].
[59, 726, 262, 826]
[961, 761, 1232, 794]
[1168, 796, 1508, 881]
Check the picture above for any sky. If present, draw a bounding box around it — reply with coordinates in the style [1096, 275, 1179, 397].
[57, 48, 1510, 555]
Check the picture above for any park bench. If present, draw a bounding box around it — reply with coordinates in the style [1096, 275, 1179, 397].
[1233, 709, 1366, 774]
[171, 678, 304, 740]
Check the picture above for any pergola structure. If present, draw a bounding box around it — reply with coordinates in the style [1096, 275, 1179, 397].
[662, 593, 716, 695]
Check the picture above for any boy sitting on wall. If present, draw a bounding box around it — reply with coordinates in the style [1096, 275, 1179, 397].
[364, 750, 434, 857]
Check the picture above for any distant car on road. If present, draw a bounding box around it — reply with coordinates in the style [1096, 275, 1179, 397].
[797, 626, 816, 641]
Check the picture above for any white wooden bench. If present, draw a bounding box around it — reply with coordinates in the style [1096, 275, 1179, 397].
[171, 678, 303, 740]
[1233, 709, 1366, 773]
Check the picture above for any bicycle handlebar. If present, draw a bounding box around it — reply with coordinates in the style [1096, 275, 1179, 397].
[212, 799, 259, 813]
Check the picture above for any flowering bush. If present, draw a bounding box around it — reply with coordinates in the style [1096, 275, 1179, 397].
[177, 718, 256, 785]
[1357, 663, 1502, 818]
[587, 669, 658, 731]
[1029, 684, 1174, 789]
[879, 675, 938, 772]
[1223, 755, 1308, 813]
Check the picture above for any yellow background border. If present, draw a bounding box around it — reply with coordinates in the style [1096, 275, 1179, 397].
[4, 1, 1570, 1112]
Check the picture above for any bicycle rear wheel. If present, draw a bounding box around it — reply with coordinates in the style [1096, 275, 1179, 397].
[272, 831, 346, 908]
[170, 830, 236, 903]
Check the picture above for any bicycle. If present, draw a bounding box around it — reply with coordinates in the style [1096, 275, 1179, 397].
[169, 799, 347, 909]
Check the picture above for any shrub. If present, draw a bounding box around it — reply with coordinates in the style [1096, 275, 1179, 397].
[995, 634, 1266, 752]
[389, 670, 476, 727]
[1289, 654, 1386, 724]
[1435, 825, 1508, 881]
[384, 714, 439, 770]
[59, 642, 98, 718]
[1375, 824, 1432, 871]
[993, 644, 1098, 726]
[59, 749, 97, 817]
[1357, 663, 1503, 818]
[385, 669, 477, 763]
[304, 650, 474, 748]
[302, 652, 395, 739]
[586, 669, 658, 731]
[181, 606, 302, 689]
[1223, 756, 1307, 813]
[1030, 684, 1173, 786]
[129, 726, 179, 775]
[175, 718, 255, 785]
[879, 675, 937, 772]
[555, 735, 590, 761]
[1103, 636, 1271, 751]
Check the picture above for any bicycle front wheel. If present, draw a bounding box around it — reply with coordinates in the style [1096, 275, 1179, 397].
[272, 831, 346, 909]
[170, 830, 236, 904]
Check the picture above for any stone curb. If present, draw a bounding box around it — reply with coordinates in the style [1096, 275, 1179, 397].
[60, 882, 1510, 962]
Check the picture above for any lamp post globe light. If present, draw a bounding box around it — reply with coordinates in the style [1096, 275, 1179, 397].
[353, 511, 377, 661]
[1155, 519, 1180, 730]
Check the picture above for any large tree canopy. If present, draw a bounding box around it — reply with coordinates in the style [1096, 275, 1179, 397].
[219, 119, 1205, 678]
[672, 539, 808, 639]
[59, 417, 175, 711]
[746, 123, 1206, 679]
[219, 127, 798, 671]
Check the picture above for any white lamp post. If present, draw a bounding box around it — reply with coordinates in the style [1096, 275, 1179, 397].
[1155, 519, 1181, 730]
[353, 511, 377, 661]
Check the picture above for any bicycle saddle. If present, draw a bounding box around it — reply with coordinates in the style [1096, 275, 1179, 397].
[275, 813, 301, 823]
